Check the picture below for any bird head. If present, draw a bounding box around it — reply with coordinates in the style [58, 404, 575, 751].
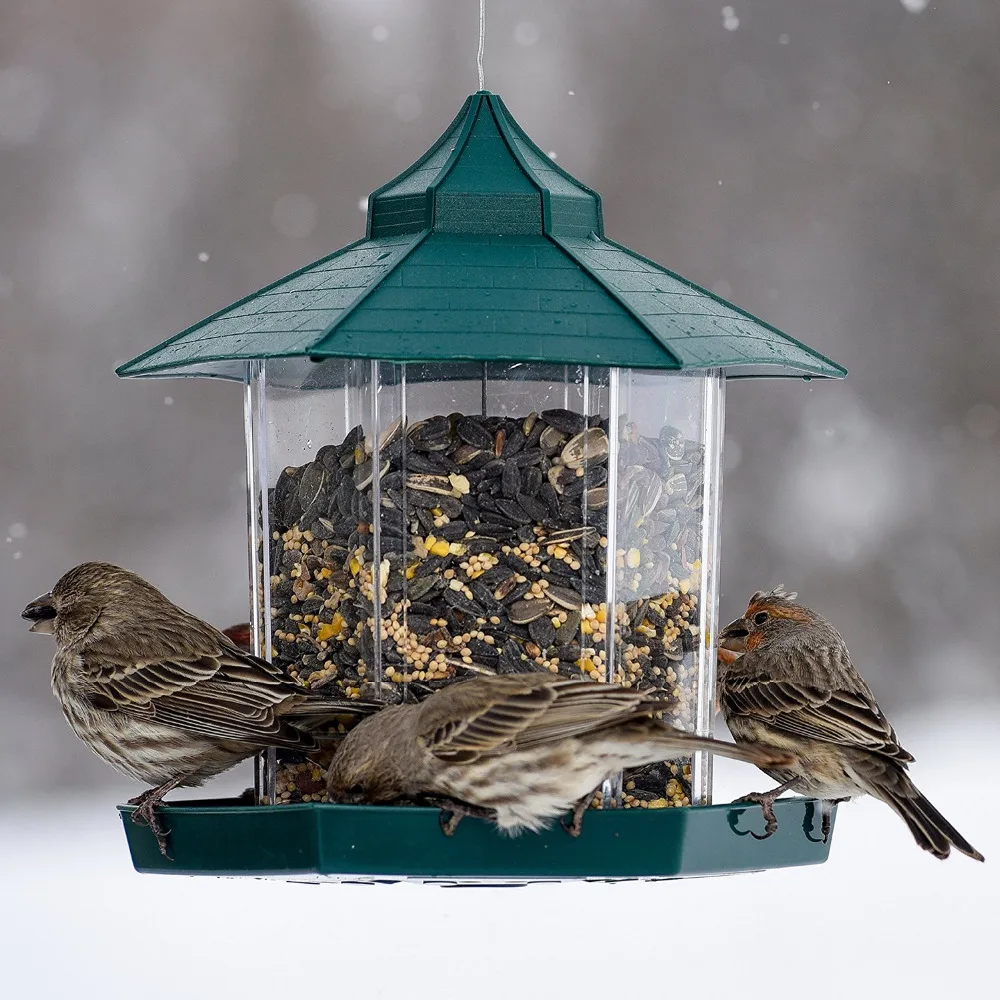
[719, 586, 819, 654]
[21, 562, 158, 645]
[326, 708, 409, 805]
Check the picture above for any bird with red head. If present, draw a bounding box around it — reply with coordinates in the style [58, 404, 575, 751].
[717, 587, 983, 861]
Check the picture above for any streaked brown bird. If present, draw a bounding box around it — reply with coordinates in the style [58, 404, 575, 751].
[718, 587, 983, 861]
[22, 562, 378, 855]
[326, 672, 796, 836]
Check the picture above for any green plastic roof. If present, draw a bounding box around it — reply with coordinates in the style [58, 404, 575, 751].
[117, 92, 845, 381]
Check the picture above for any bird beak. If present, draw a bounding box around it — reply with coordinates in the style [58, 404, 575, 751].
[22, 593, 57, 634]
[718, 617, 749, 653]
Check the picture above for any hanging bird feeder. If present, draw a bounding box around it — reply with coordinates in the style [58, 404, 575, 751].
[116, 91, 845, 881]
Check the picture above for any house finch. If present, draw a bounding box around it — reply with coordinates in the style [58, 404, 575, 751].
[22, 562, 378, 855]
[326, 672, 796, 836]
[222, 622, 253, 652]
[718, 587, 984, 861]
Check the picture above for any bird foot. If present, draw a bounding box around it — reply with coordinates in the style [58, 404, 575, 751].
[420, 796, 496, 837]
[733, 791, 780, 840]
[129, 793, 172, 858]
[821, 797, 850, 843]
[127, 781, 183, 858]
[560, 795, 591, 838]
[440, 811, 462, 837]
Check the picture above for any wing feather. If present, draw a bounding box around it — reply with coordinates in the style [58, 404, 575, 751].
[419, 676, 662, 762]
[71, 638, 335, 749]
[722, 676, 912, 763]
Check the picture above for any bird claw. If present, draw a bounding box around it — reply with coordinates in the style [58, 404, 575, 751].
[821, 797, 849, 843]
[439, 810, 462, 837]
[734, 791, 779, 840]
[127, 785, 175, 858]
[420, 796, 495, 837]
[130, 797, 173, 858]
[560, 795, 591, 838]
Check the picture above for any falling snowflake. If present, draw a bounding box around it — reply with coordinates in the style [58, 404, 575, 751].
[514, 21, 539, 46]
[899, 0, 928, 12]
[198, 251, 210, 262]
[393, 94, 422, 122]
[271, 193, 318, 239]
[721, 6, 740, 31]
[965, 403, 1000, 440]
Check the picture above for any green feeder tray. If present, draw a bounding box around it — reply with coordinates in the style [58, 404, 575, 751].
[119, 798, 836, 882]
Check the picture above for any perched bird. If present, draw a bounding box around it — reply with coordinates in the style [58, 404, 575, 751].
[221, 622, 253, 652]
[22, 562, 379, 855]
[718, 587, 983, 861]
[326, 672, 796, 836]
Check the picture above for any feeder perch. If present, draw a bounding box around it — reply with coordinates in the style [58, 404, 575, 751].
[117, 92, 845, 881]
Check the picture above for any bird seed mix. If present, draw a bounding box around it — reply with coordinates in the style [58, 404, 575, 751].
[266, 410, 706, 809]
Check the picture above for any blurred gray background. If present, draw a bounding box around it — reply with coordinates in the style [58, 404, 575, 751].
[3, 0, 998, 798]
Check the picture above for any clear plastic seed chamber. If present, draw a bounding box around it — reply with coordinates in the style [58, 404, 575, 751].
[252, 360, 723, 810]
[116, 91, 846, 880]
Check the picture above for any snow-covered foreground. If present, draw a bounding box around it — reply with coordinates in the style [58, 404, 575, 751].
[2, 705, 995, 1000]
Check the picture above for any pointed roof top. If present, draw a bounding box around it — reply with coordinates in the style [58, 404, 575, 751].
[366, 92, 602, 240]
[117, 92, 845, 382]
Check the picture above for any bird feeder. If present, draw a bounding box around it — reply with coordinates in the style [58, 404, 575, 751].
[116, 92, 845, 881]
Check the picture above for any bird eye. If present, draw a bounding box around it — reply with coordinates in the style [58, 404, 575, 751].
[753, 611, 770, 625]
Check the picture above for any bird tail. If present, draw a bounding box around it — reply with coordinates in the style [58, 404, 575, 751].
[282, 695, 382, 737]
[647, 725, 797, 771]
[860, 761, 984, 862]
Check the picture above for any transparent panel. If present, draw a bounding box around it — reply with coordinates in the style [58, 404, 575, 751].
[610, 370, 724, 809]
[244, 360, 273, 802]
[249, 359, 723, 811]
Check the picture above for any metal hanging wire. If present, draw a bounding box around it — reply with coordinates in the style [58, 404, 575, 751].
[477, 0, 486, 90]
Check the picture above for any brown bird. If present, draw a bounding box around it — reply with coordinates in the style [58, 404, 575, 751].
[22, 562, 379, 855]
[718, 587, 983, 861]
[326, 672, 796, 836]
[221, 622, 253, 652]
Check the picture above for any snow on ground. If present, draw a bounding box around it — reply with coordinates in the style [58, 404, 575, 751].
[1, 704, 995, 1000]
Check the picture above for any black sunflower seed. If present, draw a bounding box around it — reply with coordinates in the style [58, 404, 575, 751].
[456, 417, 494, 450]
[541, 409, 586, 435]
[501, 462, 522, 498]
[516, 493, 549, 522]
[528, 616, 556, 647]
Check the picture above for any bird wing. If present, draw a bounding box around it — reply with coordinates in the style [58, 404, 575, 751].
[418, 676, 558, 762]
[507, 679, 651, 751]
[722, 674, 913, 763]
[419, 676, 650, 762]
[70, 641, 324, 749]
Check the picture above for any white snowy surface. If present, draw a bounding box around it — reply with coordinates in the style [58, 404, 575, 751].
[1, 705, 995, 1000]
